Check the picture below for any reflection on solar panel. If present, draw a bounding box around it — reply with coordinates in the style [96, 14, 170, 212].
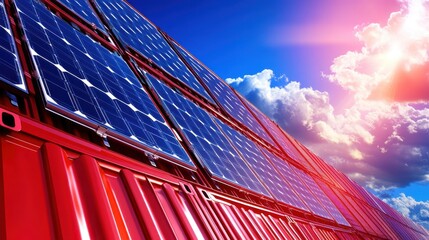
[173, 42, 276, 146]
[55, 0, 106, 31]
[280, 130, 315, 170]
[94, 0, 213, 102]
[0, 0, 25, 91]
[261, 149, 309, 211]
[15, 0, 192, 166]
[240, 96, 306, 159]
[146, 73, 269, 196]
[292, 168, 332, 219]
[217, 119, 306, 206]
[318, 181, 359, 227]
[299, 172, 349, 225]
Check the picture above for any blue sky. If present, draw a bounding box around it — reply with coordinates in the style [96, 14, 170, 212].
[128, 0, 429, 229]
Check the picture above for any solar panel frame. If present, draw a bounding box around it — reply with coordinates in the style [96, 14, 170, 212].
[0, 0, 26, 92]
[145, 72, 271, 196]
[14, 0, 194, 167]
[172, 41, 277, 147]
[93, 0, 215, 103]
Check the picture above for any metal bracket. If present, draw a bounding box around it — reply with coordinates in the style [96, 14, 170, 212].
[145, 152, 159, 167]
[95, 126, 110, 147]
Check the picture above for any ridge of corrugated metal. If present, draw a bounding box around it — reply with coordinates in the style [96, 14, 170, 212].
[1, 114, 359, 239]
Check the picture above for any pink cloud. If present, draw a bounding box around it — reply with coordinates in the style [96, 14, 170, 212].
[228, 0, 429, 189]
[269, 0, 399, 46]
[327, 0, 429, 102]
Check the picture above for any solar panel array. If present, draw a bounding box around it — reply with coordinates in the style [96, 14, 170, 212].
[55, 0, 106, 32]
[147, 73, 269, 195]
[15, 0, 192, 166]
[173, 42, 277, 147]
[240, 96, 306, 160]
[94, 0, 214, 102]
[261, 149, 309, 211]
[0, 0, 25, 91]
[297, 168, 350, 226]
[2, 0, 427, 237]
[291, 166, 333, 219]
[217, 119, 307, 207]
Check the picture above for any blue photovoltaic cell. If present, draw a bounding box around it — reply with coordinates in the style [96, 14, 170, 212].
[216, 118, 305, 207]
[0, 0, 25, 91]
[94, 0, 214, 102]
[146, 73, 269, 196]
[173, 42, 275, 147]
[55, 0, 106, 32]
[291, 167, 333, 219]
[260, 149, 309, 211]
[15, 0, 192, 166]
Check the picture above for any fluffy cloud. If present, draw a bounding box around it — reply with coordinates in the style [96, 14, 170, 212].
[227, 0, 429, 190]
[383, 193, 429, 230]
[326, 0, 429, 102]
[228, 69, 429, 188]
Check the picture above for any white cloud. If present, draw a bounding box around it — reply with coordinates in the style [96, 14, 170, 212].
[227, 0, 429, 189]
[383, 193, 429, 230]
[229, 68, 429, 189]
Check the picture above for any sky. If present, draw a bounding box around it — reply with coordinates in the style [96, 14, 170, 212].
[128, 0, 429, 229]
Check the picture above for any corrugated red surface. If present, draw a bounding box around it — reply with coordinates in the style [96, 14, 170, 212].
[1, 115, 361, 239]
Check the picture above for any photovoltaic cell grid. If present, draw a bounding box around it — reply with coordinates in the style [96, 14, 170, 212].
[263, 148, 333, 219]
[54, 0, 106, 32]
[15, 0, 192, 166]
[0, 0, 25, 91]
[173, 42, 276, 147]
[297, 170, 349, 225]
[93, 0, 214, 102]
[146, 73, 270, 196]
[216, 119, 305, 207]
[292, 168, 332, 219]
[261, 149, 309, 211]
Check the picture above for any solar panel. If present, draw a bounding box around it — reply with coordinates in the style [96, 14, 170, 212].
[0, 0, 25, 91]
[216, 118, 306, 207]
[317, 181, 358, 227]
[240, 96, 304, 159]
[260, 149, 309, 211]
[15, 0, 193, 166]
[292, 168, 333, 219]
[146, 73, 270, 196]
[93, 0, 214, 102]
[55, 0, 106, 32]
[172, 42, 276, 146]
[297, 172, 349, 225]
[280, 130, 316, 171]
